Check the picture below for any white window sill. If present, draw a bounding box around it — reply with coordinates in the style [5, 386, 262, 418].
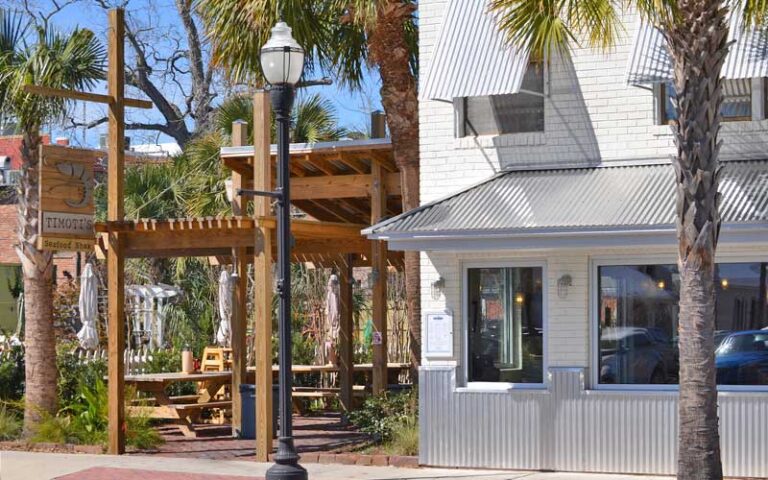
[455, 131, 546, 150]
[455, 382, 548, 394]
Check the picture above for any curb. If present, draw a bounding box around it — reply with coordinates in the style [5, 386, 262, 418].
[270, 452, 420, 468]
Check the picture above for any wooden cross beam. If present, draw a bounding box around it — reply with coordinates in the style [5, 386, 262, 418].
[23, 8, 151, 456]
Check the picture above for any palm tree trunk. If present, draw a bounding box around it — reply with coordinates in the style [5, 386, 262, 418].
[667, 1, 728, 478]
[16, 130, 57, 434]
[369, 1, 421, 375]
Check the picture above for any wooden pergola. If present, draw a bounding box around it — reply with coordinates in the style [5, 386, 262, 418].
[96, 92, 401, 460]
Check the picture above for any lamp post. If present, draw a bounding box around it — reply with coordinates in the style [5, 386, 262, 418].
[261, 21, 307, 480]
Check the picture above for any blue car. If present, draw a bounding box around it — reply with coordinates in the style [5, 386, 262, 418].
[715, 331, 768, 385]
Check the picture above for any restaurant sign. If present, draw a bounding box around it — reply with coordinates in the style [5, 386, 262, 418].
[38, 144, 99, 251]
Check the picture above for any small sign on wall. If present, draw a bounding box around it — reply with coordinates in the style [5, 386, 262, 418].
[424, 309, 453, 358]
[372, 332, 383, 345]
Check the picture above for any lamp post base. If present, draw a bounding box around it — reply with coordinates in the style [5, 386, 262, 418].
[265, 437, 307, 480]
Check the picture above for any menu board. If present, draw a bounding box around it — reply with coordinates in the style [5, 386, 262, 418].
[424, 310, 453, 357]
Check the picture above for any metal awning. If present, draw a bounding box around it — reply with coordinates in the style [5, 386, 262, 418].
[364, 160, 768, 246]
[420, 0, 530, 101]
[626, 10, 768, 85]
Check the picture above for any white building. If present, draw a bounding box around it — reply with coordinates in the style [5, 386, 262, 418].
[365, 1, 768, 476]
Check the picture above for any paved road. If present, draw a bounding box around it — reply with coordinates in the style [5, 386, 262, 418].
[0, 450, 671, 480]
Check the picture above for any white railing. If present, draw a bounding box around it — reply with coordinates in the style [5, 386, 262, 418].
[74, 347, 153, 375]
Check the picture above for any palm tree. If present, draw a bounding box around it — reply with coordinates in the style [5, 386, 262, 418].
[489, 1, 768, 478]
[197, 0, 422, 372]
[0, 8, 105, 433]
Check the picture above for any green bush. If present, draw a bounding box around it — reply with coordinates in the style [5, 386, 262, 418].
[383, 417, 418, 456]
[33, 378, 163, 449]
[144, 349, 196, 397]
[0, 347, 24, 402]
[57, 346, 107, 408]
[0, 404, 22, 440]
[348, 390, 417, 443]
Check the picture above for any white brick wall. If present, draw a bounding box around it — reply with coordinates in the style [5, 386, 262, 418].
[418, 0, 768, 204]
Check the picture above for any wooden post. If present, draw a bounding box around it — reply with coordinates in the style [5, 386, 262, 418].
[252, 91, 273, 460]
[107, 8, 126, 455]
[338, 254, 355, 419]
[230, 120, 248, 436]
[370, 162, 388, 395]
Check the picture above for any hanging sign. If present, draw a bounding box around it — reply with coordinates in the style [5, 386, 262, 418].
[424, 310, 453, 358]
[38, 144, 98, 251]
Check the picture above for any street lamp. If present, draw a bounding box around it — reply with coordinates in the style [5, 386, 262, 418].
[261, 20, 307, 480]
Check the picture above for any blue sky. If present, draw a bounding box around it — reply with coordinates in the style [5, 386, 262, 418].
[46, 0, 382, 148]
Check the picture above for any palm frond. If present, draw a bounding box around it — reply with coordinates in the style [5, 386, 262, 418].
[490, 0, 624, 59]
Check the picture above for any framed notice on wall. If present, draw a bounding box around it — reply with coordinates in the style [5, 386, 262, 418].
[424, 309, 453, 358]
[38, 144, 98, 251]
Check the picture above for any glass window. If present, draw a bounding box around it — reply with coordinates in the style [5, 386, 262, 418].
[463, 63, 544, 136]
[598, 262, 768, 386]
[467, 266, 544, 383]
[662, 79, 752, 123]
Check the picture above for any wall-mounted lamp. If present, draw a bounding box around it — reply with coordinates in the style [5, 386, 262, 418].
[721, 278, 729, 290]
[657, 280, 666, 290]
[514, 292, 525, 305]
[431, 276, 446, 300]
[557, 274, 572, 299]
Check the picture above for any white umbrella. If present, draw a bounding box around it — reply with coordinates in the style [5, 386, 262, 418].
[76, 263, 99, 350]
[216, 270, 232, 347]
[324, 274, 341, 364]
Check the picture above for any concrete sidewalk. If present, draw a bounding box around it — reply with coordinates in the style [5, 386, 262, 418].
[0, 450, 672, 480]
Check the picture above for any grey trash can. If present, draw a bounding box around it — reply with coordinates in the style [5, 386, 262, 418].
[239, 383, 279, 439]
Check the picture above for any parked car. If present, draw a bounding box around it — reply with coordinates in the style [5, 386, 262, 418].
[715, 331, 768, 385]
[600, 327, 670, 384]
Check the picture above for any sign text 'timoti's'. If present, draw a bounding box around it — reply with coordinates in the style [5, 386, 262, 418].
[38, 144, 99, 251]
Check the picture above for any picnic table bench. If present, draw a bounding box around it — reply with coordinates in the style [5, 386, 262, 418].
[124, 371, 232, 438]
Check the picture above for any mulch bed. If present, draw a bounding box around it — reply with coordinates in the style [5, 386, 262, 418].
[0, 440, 103, 455]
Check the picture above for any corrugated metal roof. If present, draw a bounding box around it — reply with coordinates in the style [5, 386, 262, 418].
[420, 0, 530, 101]
[366, 160, 768, 237]
[626, 10, 768, 85]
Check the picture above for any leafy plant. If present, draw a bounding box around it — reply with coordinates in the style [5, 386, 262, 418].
[56, 345, 107, 408]
[0, 404, 22, 440]
[383, 416, 418, 456]
[348, 390, 417, 443]
[0, 345, 24, 401]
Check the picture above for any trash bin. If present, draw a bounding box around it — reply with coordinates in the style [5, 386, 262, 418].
[239, 383, 279, 439]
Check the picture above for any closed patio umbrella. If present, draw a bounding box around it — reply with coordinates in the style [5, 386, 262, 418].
[324, 274, 341, 363]
[216, 270, 232, 347]
[76, 263, 99, 351]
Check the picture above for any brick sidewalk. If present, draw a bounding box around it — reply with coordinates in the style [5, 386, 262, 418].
[134, 414, 373, 461]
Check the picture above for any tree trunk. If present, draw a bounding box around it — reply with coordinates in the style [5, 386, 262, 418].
[369, 1, 421, 376]
[666, 1, 728, 478]
[15, 130, 56, 434]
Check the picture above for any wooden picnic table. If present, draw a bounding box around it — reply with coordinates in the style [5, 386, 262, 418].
[124, 371, 232, 438]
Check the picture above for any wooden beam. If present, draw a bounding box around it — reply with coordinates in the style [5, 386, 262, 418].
[291, 173, 401, 200]
[253, 91, 273, 461]
[23, 84, 152, 109]
[107, 8, 126, 456]
[230, 120, 248, 437]
[230, 251, 248, 436]
[338, 255, 355, 420]
[370, 162, 388, 395]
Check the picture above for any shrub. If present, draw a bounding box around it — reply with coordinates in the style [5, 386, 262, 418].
[0, 346, 24, 402]
[348, 390, 417, 443]
[57, 345, 107, 408]
[0, 404, 22, 440]
[383, 417, 418, 456]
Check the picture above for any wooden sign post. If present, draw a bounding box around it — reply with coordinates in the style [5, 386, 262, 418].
[24, 8, 152, 455]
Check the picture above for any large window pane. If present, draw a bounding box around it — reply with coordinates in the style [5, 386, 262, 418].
[598, 262, 768, 386]
[467, 266, 544, 383]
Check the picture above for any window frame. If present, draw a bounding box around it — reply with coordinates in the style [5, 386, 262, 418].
[658, 81, 757, 125]
[456, 61, 548, 139]
[590, 253, 768, 393]
[461, 259, 549, 391]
